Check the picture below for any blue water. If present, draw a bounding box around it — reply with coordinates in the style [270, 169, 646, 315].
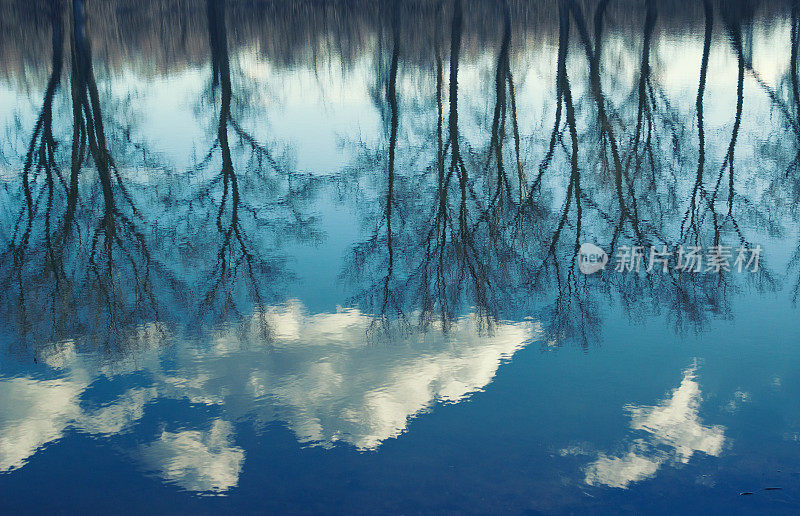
[1, 0, 800, 513]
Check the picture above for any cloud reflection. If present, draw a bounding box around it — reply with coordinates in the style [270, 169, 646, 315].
[0, 377, 83, 472]
[140, 420, 244, 494]
[0, 301, 539, 493]
[583, 364, 725, 488]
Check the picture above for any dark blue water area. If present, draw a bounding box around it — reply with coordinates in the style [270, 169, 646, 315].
[1, 287, 799, 513]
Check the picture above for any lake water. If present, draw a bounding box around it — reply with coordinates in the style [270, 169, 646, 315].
[1, 0, 800, 513]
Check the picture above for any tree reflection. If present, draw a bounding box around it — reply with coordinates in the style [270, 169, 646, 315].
[0, 0, 168, 352]
[342, 0, 529, 336]
[2, 0, 68, 350]
[339, 0, 783, 344]
[0, 0, 791, 355]
[192, 0, 321, 330]
[70, 0, 162, 343]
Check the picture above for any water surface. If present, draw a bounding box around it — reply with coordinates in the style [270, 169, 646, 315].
[1, 0, 800, 513]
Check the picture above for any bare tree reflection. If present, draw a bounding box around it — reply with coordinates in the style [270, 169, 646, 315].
[193, 0, 320, 330]
[1, 0, 69, 350]
[569, 0, 642, 246]
[342, 0, 526, 336]
[0, 0, 170, 353]
[0, 0, 790, 356]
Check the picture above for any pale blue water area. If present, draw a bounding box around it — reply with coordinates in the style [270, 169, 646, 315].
[1, 0, 800, 513]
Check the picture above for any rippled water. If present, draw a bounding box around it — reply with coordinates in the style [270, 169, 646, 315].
[1, 0, 800, 512]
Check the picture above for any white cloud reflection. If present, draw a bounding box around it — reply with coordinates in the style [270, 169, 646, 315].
[140, 420, 244, 494]
[0, 377, 83, 472]
[0, 301, 539, 493]
[583, 364, 725, 488]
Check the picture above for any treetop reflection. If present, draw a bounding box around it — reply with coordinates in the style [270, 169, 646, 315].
[0, 0, 794, 355]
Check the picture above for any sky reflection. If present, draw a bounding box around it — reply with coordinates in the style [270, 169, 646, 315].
[583, 363, 725, 489]
[0, 302, 538, 493]
[1, 0, 800, 511]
